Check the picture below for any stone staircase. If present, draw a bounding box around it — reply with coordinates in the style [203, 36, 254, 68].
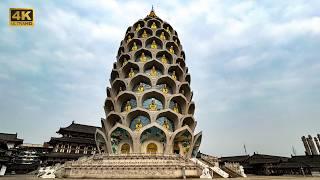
[191, 158, 229, 178]
[57, 153, 201, 179]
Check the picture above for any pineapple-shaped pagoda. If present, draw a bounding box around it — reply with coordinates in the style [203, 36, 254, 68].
[95, 8, 202, 158]
[60, 8, 203, 179]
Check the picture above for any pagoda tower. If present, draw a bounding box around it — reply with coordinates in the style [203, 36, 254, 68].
[95, 8, 202, 158]
[60, 9, 203, 179]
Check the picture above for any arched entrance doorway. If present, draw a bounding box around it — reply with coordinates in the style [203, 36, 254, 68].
[121, 143, 130, 154]
[146, 143, 157, 154]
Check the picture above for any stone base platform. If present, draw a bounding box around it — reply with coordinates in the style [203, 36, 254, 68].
[56, 153, 201, 179]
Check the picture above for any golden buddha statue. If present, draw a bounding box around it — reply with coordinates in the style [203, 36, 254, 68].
[123, 58, 128, 66]
[173, 102, 179, 113]
[131, 42, 138, 51]
[163, 119, 170, 130]
[171, 71, 177, 80]
[137, 82, 144, 93]
[166, 26, 170, 33]
[181, 89, 185, 95]
[125, 101, 131, 112]
[142, 30, 148, 38]
[149, 98, 158, 111]
[139, 52, 147, 62]
[126, 35, 132, 43]
[135, 24, 141, 32]
[160, 32, 166, 41]
[169, 46, 175, 54]
[150, 66, 157, 77]
[161, 54, 167, 64]
[119, 87, 123, 92]
[151, 22, 157, 30]
[135, 118, 143, 131]
[150, 40, 157, 49]
[128, 68, 135, 78]
[161, 84, 169, 94]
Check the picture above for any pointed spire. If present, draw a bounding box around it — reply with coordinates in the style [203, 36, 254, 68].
[148, 5, 157, 18]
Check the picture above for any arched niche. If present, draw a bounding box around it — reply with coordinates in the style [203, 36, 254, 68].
[168, 65, 183, 82]
[172, 36, 181, 47]
[156, 76, 176, 94]
[179, 83, 191, 101]
[126, 109, 150, 126]
[125, 26, 132, 34]
[156, 51, 173, 64]
[111, 79, 126, 96]
[118, 54, 131, 68]
[163, 23, 173, 34]
[117, 46, 124, 57]
[147, 19, 161, 30]
[129, 115, 150, 131]
[117, 92, 137, 112]
[129, 74, 152, 93]
[95, 129, 107, 154]
[185, 74, 191, 84]
[155, 17, 163, 23]
[165, 42, 179, 55]
[140, 126, 167, 154]
[156, 111, 179, 132]
[110, 127, 133, 154]
[133, 21, 145, 32]
[134, 49, 152, 63]
[106, 113, 122, 130]
[180, 50, 186, 60]
[188, 102, 195, 115]
[156, 29, 170, 41]
[176, 58, 185, 69]
[144, 60, 164, 78]
[181, 116, 196, 131]
[174, 30, 178, 37]
[122, 62, 139, 78]
[101, 118, 106, 134]
[156, 116, 174, 131]
[145, 37, 163, 50]
[191, 132, 202, 157]
[127, 39, 142, 52]
[169, 95, 187, 114]
[137, 28, 153, 39]
[104, 98, 114, 116]
[124, 32, 134, 44]
[141, 91, 165, 111]
[106, 87, 111, 98]
[172, 128, 193, 156]
[113, 62, 117, 70]
[110, 70, 119, 83]
[144, 17, 151, 21]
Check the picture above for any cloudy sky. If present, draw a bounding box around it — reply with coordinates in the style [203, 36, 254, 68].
[1, 0, 320, 157]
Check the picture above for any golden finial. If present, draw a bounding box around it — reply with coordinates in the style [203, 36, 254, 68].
[148, 5, 157, 18]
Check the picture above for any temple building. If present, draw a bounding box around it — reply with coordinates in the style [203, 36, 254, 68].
[45, 121, 99, 166]
[12, 143, 52, 174]
[0, 133, 23, 175]
[59, 8, 203, 179]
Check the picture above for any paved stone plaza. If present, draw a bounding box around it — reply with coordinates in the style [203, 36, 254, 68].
[1, 175, 319, 180]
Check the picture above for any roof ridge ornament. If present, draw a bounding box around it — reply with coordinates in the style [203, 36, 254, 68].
[148, 5, 157, 18]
